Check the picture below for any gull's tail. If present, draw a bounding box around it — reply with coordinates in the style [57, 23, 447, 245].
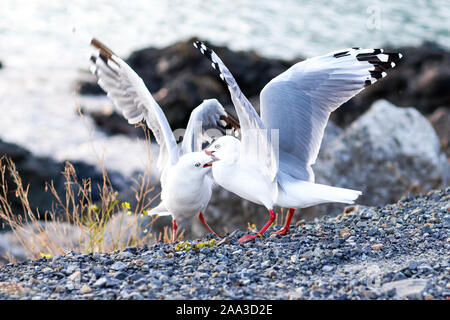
[148, 202, 172, 217]
[279, 179, 362, 208]
[313, 184, 362, 204]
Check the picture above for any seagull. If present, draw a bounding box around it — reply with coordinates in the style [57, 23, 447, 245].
[194, 41, 402, 243]
[89, 38, 236, 242]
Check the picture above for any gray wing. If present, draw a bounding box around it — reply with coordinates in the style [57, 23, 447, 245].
[89, 39, 179, 184]
[260, 47, 402, 182]
[181, 98, 228, 154]
[193, 41, 278, 185]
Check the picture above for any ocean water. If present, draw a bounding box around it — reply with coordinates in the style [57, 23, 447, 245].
[0, 0, 449, 178]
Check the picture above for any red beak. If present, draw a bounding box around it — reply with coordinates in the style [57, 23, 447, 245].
[203, 149, 215, 156]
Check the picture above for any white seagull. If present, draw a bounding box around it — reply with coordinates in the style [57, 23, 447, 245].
[194, 41, 402, 243]
[89, 39, 234, 241]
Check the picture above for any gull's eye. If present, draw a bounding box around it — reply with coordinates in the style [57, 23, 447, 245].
[215, 144, 221, 149]
[194, 162, 201, 167]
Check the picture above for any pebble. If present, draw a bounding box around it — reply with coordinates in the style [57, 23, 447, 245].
[110, 262, 127, 271]
[68, 271, 81, 282]
[0, 188, 448, 300]
[371, 244, 383, 250]
[80, 285, 92, 294]
[322, 265, 334, 272]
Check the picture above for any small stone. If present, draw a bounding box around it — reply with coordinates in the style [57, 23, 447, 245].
[115, 251, 133, 260]
[65, 265, 77, 275]
[424, 294, 434, 300]
[371, 244, 383, 250]
[93, 277, 107, 288]
[423, 225, 432, 234]
[80, 284, 92, 294]
[339, 228, 351, 238]
[408, 261, 419, 270]
[133, 259, 145, 267]
[386, 288, 396, 297]
[417, 263, 434, 274]
[124, 247, 138, 254]
[217, 237, 230, 246]
[261, 260, 271, 268]
[322, 265, 334, 272]
[212, 272, 219, 278]
[68, 271, 81, 282]
[110, 261, 127, 271]
[138, 284, 148, 291]
[129, 273, 145, 282]
[381, 279, 428, 299]
[114, 272, 128, 280]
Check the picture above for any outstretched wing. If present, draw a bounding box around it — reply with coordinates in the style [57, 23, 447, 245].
[260, 47, 402, 182]
[89, 38, 179, 184]
[193, 41, 278, 185]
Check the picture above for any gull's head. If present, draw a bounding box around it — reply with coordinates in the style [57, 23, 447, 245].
[203, 135, 240, 163]
[177, 151, 217, 175]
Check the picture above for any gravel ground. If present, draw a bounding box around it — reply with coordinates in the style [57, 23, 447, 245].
[0, 188, 448, 300]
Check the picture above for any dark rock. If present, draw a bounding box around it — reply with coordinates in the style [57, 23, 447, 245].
[78, 107, 147, 139]
[113, 272, 128, 280]
[428, 107, 450, 158]
[124, 247, 138, 254]
[333, 42, 450, 126]
[110, 261, 127, 271]
[0, 139, 131, 229]
[408, 261, 419, 270]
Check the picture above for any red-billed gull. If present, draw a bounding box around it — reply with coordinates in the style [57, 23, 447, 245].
[194, 40, 402, 243]
[89, 39, 232, 241]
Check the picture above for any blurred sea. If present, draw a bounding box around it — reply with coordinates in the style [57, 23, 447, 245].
[0, 0, 449, 177]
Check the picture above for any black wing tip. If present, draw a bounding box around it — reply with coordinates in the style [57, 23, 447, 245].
[354, 50, 403, 82]
[192, 40, 213, 60]
[334, 50, 350, 58]
[193, 40, 228, 84]
[90, 38, 121, 67]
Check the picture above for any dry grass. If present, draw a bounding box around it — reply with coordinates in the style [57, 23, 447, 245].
[0, 124, 182, 264]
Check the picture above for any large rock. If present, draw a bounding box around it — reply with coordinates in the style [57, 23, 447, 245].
[381, 279, 429, 299]
[312, 100, 446, 216]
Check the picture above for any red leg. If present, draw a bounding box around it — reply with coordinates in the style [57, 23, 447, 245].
[239, 209, 276, 244]
[198, 212, 222, 238]
[272, 208, 295, 235]
[172, 219, 178, 243]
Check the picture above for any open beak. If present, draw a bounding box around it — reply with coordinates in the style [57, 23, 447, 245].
[203, 161, 213, 168]
[203, 154, 220, 167]
[203, 149, 215, 156]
